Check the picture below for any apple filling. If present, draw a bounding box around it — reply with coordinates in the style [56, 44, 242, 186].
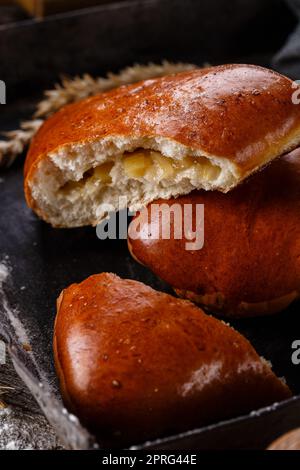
[122, 149, 221, 181]
[59, 149, 221, 196]
[60, 161, 114, 195]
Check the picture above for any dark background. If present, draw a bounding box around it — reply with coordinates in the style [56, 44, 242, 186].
[0, 0, 298, 100]
[1, 0, 300, 450]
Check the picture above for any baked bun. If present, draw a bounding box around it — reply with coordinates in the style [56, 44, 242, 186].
[268, 428, 300, 450]
[53, 273, 291, 445]
[25, 64, 300, 228]
[128, 151, 300, 318]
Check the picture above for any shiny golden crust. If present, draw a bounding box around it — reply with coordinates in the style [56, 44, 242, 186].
[268, 428, 300, 450]
[54, 273, 291, 445]
[25, 64, 300, 212]
[128, 151, 300, 318]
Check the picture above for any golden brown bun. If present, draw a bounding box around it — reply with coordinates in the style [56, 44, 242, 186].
[268, 428, 300, 450]
[24, 64, 300, 227]
[54, 273, 291, 446]
[128, 151, 300, 318]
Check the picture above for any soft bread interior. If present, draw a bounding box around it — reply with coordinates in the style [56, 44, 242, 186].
[29, 137, 237, 227]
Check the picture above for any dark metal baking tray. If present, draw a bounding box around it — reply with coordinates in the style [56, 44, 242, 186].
[0, 0, 300, 450]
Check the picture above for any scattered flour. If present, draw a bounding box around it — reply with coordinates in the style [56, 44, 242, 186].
[0, 259, 31, 346]
[0, 262, 9, 288]
[0, 406, 62, 450]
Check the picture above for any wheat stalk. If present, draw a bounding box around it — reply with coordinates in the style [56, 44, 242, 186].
[0, 120, 43, 168]
[0, 61, 197, 169]
[0, 385, 15, 409]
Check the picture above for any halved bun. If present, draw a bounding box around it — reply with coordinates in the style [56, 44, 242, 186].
[128, 151, 300, 318]
[53, 273, 291, 445]
[25, 64, 300, 227]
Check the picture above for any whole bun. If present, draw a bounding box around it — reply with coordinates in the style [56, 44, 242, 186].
[54, 273, 291, 445]
[25, 64, 300, 227]
[128, 151, 300, 317]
